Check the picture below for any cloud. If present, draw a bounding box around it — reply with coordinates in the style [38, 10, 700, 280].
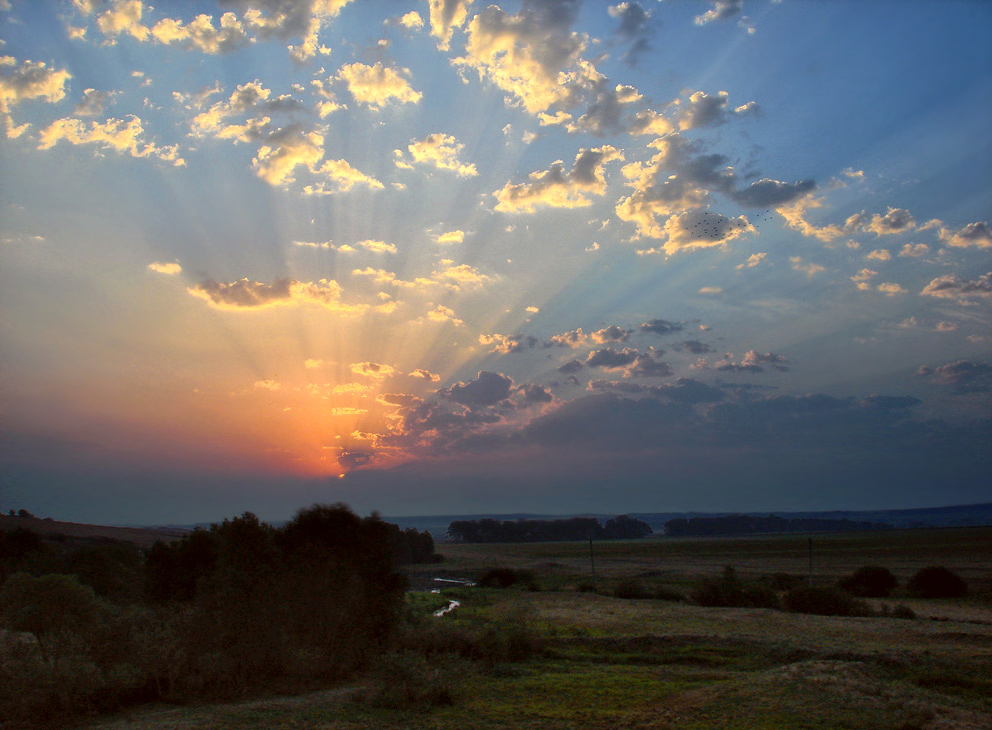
[1, 57, 72, 136]
[525, 306, 539, 314]
[917, 360, 992, 394]
[515, 383, 554, 405]
[876, 282, 906, 296]
[148, 261, 181, 275]
[656, 210, 753, 255]
[557, 358, 584, 374]
[921, 273, 992, 302]
[253, 379, 281, 391]
[495, 145, 623, 212]
[399, 11, 424, 30]
[789, 257, 825, 277]
[547, 328, 587, 348]
[395, 133, 477, 177]
[428, 0, 474, 50]
[38, 115, 185, 165]
[351, 362, 396, 379]
[74, 88, 117, 117]
[586, 347, 639, 369]
[188, 277, 364, 312]
[148, 11, 251, 54]
[699, 286, 722, 295]
[409, 368, 441, 382]
[190, 80, 300, 139]
[433, 261, 492, 288]
[426, 303, 464, 326]
[777, 193, 862, 241]
[441, 370, 514, 406]
[865, 207, 916, 236]
[715, 350, 788, 373]
[850, 268, 877, 290]
[639, 319, 683, 336]
[224, 0, 355, 62]
[695, 0, 744, 26]
[250, 125, 382, 191]
[304, 359, 325, 368]
[337, 62, 422, 109]
[938, 221, 992, 249]
[590, 325, 631, 344]
[731, 178, 814, 207]
[331, 407, 368, 416]
[609, 2, 656, 67]
[899, 243, 929, 257]
[677, 90, 757, 131]
[435, 230, 465, 244]
[629, 109, 676, 137]
[737, 252, 766, 269]
[566, 82, 643, 136]
[358, 239, 397, 254]
[453, 0, 600, 114]
[676, 340, 711, 354]
[867, 248, 892, 261]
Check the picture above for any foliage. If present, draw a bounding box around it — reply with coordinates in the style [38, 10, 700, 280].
[907, 565, 967, 598]
[664, 514, 890, 537]
[447, 515, 651, 543]
[838, 565, 898, 598]
[359, 652, 462, 709]
[478, 567, 537, 590]
[782, 585, 872, 616]
[0, 572, 104, 667]
[692, 566, 780, 609]
[614, 579, 652, 600]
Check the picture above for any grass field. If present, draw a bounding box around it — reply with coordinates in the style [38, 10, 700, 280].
[85, 527, 992, 730]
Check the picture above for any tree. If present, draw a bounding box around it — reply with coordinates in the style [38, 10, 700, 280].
[837, 565, 897, 598]
[0, 572, 102, 669]
[907, 566, 967, 598]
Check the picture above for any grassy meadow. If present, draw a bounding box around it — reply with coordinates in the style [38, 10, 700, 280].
[83, 526, 992, 730]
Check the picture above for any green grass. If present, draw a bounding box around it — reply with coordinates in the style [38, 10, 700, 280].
[83, 527, 992, 730]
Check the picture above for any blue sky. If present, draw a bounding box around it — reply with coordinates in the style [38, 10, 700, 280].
[1, 0, 989, 525]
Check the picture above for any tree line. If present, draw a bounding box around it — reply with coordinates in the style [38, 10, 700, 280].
[446, 515, 652, 543]
[0, 505, 437, 728]
[663, 514, 891, 537]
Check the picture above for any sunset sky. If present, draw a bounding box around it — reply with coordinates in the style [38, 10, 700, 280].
[1, 0, 989, 525]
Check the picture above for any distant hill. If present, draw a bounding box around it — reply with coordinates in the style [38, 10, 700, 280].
[0, 514, 186, 548]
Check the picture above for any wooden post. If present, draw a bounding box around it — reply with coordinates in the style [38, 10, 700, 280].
[808, 536, 813, 587]
[589, 536, 596, 580]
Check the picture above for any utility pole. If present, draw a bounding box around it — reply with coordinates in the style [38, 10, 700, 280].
[808, 536, 813, 587]
[588, 535, 596, 581]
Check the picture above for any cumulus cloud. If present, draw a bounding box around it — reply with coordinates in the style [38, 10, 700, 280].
[494, 145, 623, 212]
[515, 383, 554, 405]
[410, 368, 441, 382]
[351, 361, 396, 379]
[73, 88, 117, 117]
[586, 347, 639, 369]
[188, 277, 364, 312]
[433, 260, 492, 288]
[777, 193, 863, 241]
[435, 230, 465, 244]
[867, 248, 892, 261]
[1, 57, 72, 136]
[357, 239, 397, 254]
[148, 261, 181, 275]
[566, 82, 643, 136]
[899, 243, 929, 257]
[921, 273, 992, 302]
[917, 360, 992, 393]
[850, 268, 877, 290]
[876, 282, 905, 296]
[441, 370, 514, 406]
[716, 350, 788, 373]
[453, 0, 600, 114]
[395, 133, 477, 177]
[148, 11, 251, 54]
[547, 328, 588, 348]
[737, 252, 766, 269]
[676, 340, 711, 354]
[789, 257, 825, 277]
[629, 108, 676, 137]
[337, 62, 422, 109]
[38, 115, 185, 165]
[590, 325, 631, 344]
[220, 0, 355, 62]
[426, 303, 464, 326]
[655, 210, 753, 255]
[694, 0, 744, 26]
[938, 221, 992, 249]
[250, 125, 382, 192]
[639, 319, 683, 336]
[677, 90, 757, 130]
[428, 0, 474, 50]
[865, 207, 916, 236]
[609, 2, 656, 67]
[190, 80, 300, 140]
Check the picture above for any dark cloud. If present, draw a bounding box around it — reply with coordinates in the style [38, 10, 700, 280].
[586, 347, 639, 369]
[440, 370, 514, 406]
[516, 383, 554, 404]
[677, 339, 712, 354]
[694, 0, 744, 25]
[640, 319, 684, 336]
[591, 325, 631, 343]
[557, 359, 585, 374]
[918, 361, 992, 394]
[921, 273, 992, 302]
[626, 353, 673, 378]
[731, 178, 815, 208]
[377, 393, 423, 408]
[609, 2, 656, 67]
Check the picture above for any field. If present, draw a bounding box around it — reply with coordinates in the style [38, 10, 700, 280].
[85, 527, 992, 730]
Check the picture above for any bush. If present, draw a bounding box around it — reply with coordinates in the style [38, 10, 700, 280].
[692, 566, 779, 609]
[782, 586, 871, 617]
[614, 579, 651, 599]
[907, 566, 967, 598]
[360, 652, 462, 709]
[838, 565, 897, 598]
[477, 567, 536, 590]
[653, 585, 686, 602]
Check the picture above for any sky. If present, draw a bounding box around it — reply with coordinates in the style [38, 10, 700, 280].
[1, 0, 990, 526]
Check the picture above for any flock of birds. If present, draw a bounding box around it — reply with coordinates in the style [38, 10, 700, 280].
[677, 209, 777, 242]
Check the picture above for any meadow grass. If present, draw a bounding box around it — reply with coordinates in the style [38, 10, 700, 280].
[84, 527, 992, 730]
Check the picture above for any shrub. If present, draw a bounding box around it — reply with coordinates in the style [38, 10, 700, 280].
[360, 652, 462, 709]
[692, 566, 779, 609]
[477, 567, 535, 589]
[782, 586, 871, 617]
[838, 565, 897, 598]
[614, 579, 651, 600]
[653, 585, 686, 602]
[907, 566, 967, 598]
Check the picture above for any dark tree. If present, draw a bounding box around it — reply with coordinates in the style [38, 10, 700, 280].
[837, 565, 897, 598]
[907, 565, 967, 598]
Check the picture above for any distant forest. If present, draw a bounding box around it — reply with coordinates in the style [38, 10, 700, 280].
[663, 514, 892, 537]
[446, 515, 652, 543]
